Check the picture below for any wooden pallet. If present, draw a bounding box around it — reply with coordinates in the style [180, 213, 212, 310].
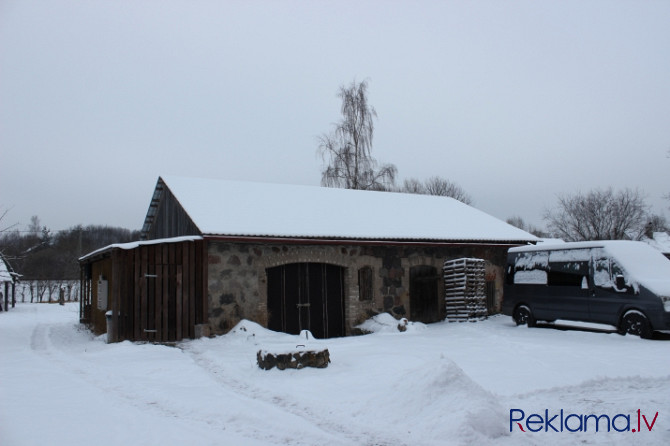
[443, 258, 487, 322]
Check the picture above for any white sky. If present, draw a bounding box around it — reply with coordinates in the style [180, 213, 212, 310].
[1, 0, 669, 233]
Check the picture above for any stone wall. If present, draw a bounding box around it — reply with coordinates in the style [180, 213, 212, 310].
[205, 240, 509, 337]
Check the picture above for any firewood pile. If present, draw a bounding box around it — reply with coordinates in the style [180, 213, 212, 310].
[257, 348, 330, 370]
[257, 330, 330, 370]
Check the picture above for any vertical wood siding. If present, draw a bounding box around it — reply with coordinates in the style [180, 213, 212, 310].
[86, 239, 207, 343]
[144, 184, 200, 240]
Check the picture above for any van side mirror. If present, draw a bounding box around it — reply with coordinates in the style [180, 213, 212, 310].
[615, 274, 626, 290]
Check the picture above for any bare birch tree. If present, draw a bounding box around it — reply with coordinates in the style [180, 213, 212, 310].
[319, 80, 397, 190]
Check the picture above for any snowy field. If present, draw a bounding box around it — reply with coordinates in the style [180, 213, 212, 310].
[1, 303, 668, 446]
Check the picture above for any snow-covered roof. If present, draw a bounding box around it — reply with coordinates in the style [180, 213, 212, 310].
[0, 254, 15, 282]
[156, 175, 538, 244]
[79, 236, 203, 261]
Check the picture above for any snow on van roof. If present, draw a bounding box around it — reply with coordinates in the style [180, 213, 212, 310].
[509, 240, 611, 253]
[159, 175, 538, 243]
[510, 240, 670, 297]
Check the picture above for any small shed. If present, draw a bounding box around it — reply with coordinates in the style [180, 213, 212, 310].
[79, 237, 207, 342]
[0, 253, 18, 311]
[80, 176, 537, 341]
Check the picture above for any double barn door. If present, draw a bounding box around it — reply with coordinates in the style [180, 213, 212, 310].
[266, 263, 345, 338]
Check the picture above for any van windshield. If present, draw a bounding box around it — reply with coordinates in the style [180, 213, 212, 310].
[601, 241, 670, 297]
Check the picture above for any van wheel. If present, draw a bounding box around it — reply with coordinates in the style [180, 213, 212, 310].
[618, 311, 652, 339]
[513, 305, 535, 327]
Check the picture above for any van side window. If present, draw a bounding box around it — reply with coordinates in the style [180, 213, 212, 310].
[514, 270, 548, 285]
[593, 258, 632, 293]
[511, 251, 549, 285]
[610, 262, 624, 279]
[547, 261, 589, 287]
[593, 258, 611, 287]
[610, 262, 631, 293]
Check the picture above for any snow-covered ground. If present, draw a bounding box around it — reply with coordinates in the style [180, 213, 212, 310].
[1, 303, 668, 446]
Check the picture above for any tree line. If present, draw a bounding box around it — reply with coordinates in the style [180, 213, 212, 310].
[319, 79, 667, 242]
[0, 216, 139, 280]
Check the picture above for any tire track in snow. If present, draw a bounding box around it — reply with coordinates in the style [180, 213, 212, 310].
[28, 323, 184, 420]
[29, 323, 49, 352]
[182, 343, 411, 446]
[28, 322, 350, 446]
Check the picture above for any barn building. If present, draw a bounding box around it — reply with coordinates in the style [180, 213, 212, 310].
[79, 176, 536, 342]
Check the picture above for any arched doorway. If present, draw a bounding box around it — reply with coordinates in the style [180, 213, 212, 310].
[410, 265, 440, 323]
[266, 263, 345, 338]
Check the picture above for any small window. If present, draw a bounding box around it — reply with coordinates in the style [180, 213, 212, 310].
[358, 266, 373, 301]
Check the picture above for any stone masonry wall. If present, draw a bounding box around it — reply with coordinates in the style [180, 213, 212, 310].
[206, 241, 509, 337]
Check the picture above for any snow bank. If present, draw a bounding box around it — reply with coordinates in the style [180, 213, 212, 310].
[364, 356, 509, 443]
[356, 313, 427, 333]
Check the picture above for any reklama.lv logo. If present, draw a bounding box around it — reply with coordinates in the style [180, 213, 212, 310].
[510, 409, 659, 433]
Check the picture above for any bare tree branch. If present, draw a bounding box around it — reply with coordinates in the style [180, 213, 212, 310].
[544, 188, 649, 241]
[400, 176, 473, 205]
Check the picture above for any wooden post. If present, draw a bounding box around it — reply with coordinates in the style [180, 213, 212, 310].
[111, 250, 121, 342]
[134, 248, 142, 341]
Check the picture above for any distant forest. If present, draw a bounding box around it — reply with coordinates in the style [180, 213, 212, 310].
[1, 223, 140, 280]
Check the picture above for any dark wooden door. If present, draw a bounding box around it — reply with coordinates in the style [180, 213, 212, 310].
[267, 263, 345, 338]
[410, 265, 440, 323]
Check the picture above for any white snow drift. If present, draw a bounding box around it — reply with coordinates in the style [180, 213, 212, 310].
[1, 303, 668, 446]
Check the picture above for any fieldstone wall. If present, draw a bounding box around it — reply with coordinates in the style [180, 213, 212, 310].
[205, 240, 509, 337]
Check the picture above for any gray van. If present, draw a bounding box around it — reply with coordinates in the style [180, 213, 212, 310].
[502, 241, 670, 338]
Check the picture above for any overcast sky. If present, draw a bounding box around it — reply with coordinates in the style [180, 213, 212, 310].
[2, 0, 669, 234]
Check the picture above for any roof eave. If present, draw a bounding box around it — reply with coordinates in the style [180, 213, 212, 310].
[202, 234, 537, 247]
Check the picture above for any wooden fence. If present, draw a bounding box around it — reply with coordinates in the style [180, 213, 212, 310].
[14, 280, 80, 303]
